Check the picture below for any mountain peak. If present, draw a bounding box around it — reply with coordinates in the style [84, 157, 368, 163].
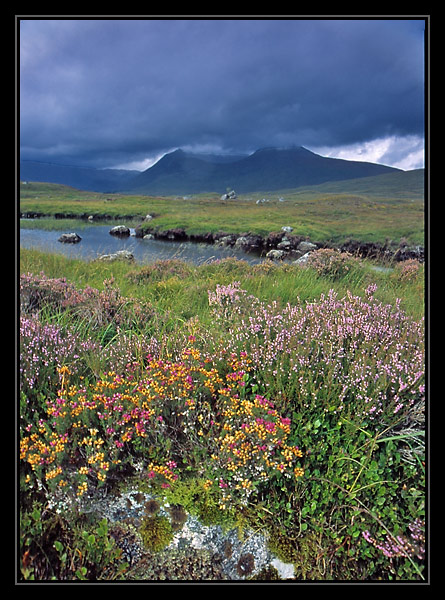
[253, 145, 310, 154]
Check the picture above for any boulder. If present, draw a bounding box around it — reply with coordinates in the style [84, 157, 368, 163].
[98, 250, 135, 262]
[58, 232, 82, 244]
[109, 225, 131, 236]
[266, 249, 285, 260]
[221, 190, 237, 200]
[234, 234, 263, 252]
[393, 245, 424, 262]
[297, 241, 317, 253]
[214, 233, 238, 247]
[281, 226, 293, 233]
[293, 252, 312, 265]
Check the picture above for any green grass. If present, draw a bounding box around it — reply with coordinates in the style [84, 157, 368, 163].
[20, 181, 424, 246]
[20, 247, 424, 322]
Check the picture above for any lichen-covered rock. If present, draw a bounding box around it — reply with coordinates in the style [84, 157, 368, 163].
[78, 486, 295, 581]
[98, 250, 134, 262]
[266, 249, 285, 260]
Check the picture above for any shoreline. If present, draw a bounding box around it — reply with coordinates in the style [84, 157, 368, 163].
[20, 212, 424, 263]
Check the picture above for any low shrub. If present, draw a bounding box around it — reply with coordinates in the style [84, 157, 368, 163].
[305, 248, 361, 279]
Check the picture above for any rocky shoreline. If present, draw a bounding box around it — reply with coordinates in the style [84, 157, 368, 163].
[133, 225, 424, 263]
[23, 211, 424, 263]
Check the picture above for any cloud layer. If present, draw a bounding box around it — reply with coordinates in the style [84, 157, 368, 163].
[19, 18, 426, 170]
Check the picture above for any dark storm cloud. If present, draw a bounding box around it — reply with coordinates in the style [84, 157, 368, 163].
[19, 18, 425, 169]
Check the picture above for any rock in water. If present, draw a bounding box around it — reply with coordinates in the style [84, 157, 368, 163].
[58, 232, 82, 243]
[109, 225, 131, 236]
[266, 249, 285, 260]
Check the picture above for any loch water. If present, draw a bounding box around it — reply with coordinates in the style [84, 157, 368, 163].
[19, 223, 267, 265]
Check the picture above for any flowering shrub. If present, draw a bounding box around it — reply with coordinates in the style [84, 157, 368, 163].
[208, 281, 257, 321]
[208, 282, 424, 426]
[304, 248, 361, 279]
[362, 518, 425, 561]
[20, 314, 98, 397]
[20, 272, 152, 329]
[99, 331, 161, 377]
[20, 339, 304, 508]
[392, 259, 421, 283]
[20, 271, 84, 314]
[211, 392, 304, 508]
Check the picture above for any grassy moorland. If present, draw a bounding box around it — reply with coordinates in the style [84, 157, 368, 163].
[19, 181, 424, 245]
[19, 178, 426, 581]
[19, 241, 425, 581]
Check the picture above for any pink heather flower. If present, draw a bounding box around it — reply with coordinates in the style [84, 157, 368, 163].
[147, 470, 156, 479]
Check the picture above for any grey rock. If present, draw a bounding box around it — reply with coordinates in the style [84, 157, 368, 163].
[58, 232, 82, 244]
[221, 190, 237, 200]
[293, 251, 312, 265]
[214, 235, 237, 247]
[98, 250, 134, 262]
[266, 249, 285, 260]
[109, 225, 131, 236]
[297, 241, 317, 253]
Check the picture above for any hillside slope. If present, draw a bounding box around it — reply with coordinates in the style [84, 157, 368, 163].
[128, 147, 400, 194]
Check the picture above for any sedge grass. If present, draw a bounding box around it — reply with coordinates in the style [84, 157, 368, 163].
[19, 248, 424, 322]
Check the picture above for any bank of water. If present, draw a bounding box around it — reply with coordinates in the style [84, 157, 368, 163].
[19, 223, 266, 265]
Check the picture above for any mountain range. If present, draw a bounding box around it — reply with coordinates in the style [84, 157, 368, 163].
[20, 146, 415, 196]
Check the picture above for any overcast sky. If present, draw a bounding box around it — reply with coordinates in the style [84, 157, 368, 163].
[19, 17, 426, 171]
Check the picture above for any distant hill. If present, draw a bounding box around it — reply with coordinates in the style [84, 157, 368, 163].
[125, 147, 401, 195]
[20, 161, 137, 193]
[20, 146, 407, 196]
[295, 168, 425, 199]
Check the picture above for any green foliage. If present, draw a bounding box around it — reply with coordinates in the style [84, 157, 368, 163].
[20, 505, 127, 581]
